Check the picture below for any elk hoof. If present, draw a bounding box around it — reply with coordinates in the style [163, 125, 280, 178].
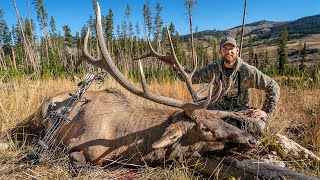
[68, 151, 86, 177]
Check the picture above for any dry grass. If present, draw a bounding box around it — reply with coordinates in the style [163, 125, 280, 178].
[0, 75, 320, 179]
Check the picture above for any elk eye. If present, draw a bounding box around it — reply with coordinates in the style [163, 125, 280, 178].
[200, 125, 210, 132]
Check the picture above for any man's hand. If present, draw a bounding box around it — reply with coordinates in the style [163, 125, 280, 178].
[248, 109, 267, 118]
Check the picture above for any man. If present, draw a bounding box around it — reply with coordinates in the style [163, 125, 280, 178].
[174, 37, 280, 133]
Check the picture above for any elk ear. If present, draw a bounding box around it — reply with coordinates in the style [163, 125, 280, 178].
[152, 125, 185, 149]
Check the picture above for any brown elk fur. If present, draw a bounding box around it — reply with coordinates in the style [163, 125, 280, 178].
[12, 88, 256, 168]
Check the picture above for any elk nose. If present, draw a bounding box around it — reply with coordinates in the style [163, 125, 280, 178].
[248, 139, 257, 148]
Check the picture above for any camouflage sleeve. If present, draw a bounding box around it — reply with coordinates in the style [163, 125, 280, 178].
[250, 68, 280, 114]
[175, 63, 216, 84]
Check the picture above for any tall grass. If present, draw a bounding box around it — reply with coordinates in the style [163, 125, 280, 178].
[0, 75, 319, 178]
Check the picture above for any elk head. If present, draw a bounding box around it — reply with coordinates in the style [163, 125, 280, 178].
[81, 2, 257, 152]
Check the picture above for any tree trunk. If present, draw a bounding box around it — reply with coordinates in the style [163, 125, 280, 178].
[189, 156, 318, 180]
[11, 47, 17, 70]
[13, 0, 38, 72]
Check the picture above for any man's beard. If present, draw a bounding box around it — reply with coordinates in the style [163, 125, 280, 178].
[222, 57, 234, 64]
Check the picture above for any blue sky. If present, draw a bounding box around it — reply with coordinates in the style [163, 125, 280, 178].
[0, 0, 319, 36]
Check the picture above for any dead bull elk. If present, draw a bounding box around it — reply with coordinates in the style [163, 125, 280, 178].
[12, 2, 259, 176]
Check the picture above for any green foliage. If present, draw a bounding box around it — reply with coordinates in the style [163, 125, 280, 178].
[299, 42, 307, 71]
[277, 28, 289, 74]
[196, 45, 209, 68]
[62, 25, 72, 47]
[247, 36, 254, 65]
[0, 9, 11, 55]
[154, 1, 163, 51]
[24, 18, 36, 43]
[105, 9, 114, 44]
[33, 0, 48, 29]
[143, 0, 153, 39]
[49, 16, 56, 35]
[42, 48, 65, 78]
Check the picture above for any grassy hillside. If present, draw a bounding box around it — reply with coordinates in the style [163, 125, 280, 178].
[180, 14, 320, 68]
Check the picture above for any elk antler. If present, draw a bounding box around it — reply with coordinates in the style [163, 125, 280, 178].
[82, 2, 221, 111]
[133, 27, 221, 103]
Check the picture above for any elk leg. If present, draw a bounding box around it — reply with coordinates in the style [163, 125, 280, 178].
[68, 151, 86, 176]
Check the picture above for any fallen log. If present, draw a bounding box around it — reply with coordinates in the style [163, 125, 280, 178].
[273, 133, 320, 164]
[189, 156, 319, 180]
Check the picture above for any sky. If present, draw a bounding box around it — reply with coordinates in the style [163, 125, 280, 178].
[0, 0, 319, 37]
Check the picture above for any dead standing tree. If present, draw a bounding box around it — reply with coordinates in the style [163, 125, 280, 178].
[13, 0, 39, 72]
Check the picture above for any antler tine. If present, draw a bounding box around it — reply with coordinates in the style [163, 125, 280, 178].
[209, 80, 222, 104]
[132, 38, 173, 65]
[196, 74, 216, 96]
[83, 2, 192, 109]
[166, 27, 201, 102]
[137, 59, 149, 95]
[196, 75, 222, 108]
[82, 28, 106, 69]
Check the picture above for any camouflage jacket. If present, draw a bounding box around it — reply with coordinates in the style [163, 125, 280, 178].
[177, 57, 280, 114]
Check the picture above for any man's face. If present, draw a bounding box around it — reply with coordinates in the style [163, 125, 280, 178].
[220, 44, 239, 65]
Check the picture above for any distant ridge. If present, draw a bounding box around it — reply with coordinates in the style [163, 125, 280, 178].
[181, 14, 320, 42]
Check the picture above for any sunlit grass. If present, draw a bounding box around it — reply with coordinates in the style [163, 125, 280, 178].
[0, 75, 319, 178]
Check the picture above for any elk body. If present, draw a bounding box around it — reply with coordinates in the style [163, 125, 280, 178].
[19, 88, 256, 168]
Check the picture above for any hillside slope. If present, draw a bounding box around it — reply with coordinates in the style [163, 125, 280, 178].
[182, 14, 320, 67]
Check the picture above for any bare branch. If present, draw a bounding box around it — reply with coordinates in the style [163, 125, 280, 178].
[132, 39, 173, 65]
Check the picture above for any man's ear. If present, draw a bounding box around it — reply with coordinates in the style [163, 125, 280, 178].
[236, 47, 240, 55]
[152, 122, 186, 149]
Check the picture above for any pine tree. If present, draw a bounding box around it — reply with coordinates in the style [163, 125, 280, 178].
[105, 9, 114, 52]
[247, 36, 254, 65]
[297, 41, 303, 58]
[62, 25, 72, 47]
[116, 24, 121, 39]
[253, 53, 258, 68]
[161, 27, 168, 53]
[168, 22, 182, 64]
[125, 4, 132, 54]
[154, 1, 163, 52]
[24, 18, 36, 44]
[12, 24, 22, 46]
[49, 16, 56, 35]
[212, 39, 219, 62]
[277, 28, 288, 74]
[143, 0, 152, 39]
[121, 20, 127, 54]
[132, 35, 138, 58]
[75, 32, 82, 50]
[263, 48, 269, 70]
[0, 9, 11, 56]
[299, 42, 307, 71]
[33, 0, 50, 62]
[135, 21, 141, 38]
[87, 15, 96, 37]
